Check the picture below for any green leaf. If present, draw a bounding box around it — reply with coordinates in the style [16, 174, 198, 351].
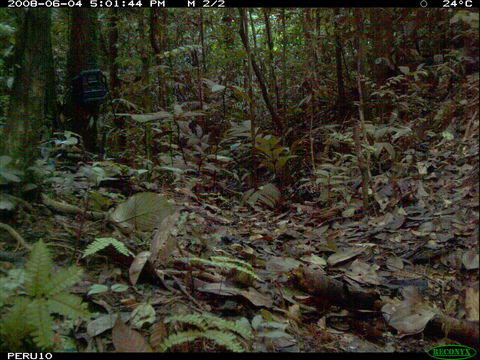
[0, 169, 21, 183]
[87, 284, 109, 295]
[111, 283, 129, 292]
[0, 155, 12, 167]
[211, 84, 226, 92]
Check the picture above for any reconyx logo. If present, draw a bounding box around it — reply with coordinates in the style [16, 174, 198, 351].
[427, 345, 477, 360]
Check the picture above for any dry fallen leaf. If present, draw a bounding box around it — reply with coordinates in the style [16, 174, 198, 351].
[464, 285, 479, 321]
[149, 212, 180, 267]
[382, 286, 436, 336]
[345, 259, 382, 285]
[327, 247, 366, 266]
[194, 280, 273, 308]
[462, 249, 479, 270]
[129, 251, 151, 286]
[112, 318, 153, 352]
[129, 303, 156, 329]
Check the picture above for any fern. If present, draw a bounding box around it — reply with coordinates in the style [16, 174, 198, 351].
[159, 313, 252, 352]
[197, 313, 253, 340]
[82, 237, 133, 258]
[0, 240, 91, 351]
[164, 314, 209, 330]
[27, 299, 54, 349]
[24, 239, 53, 296]
[188, 256, 260, 281]
[0, 298, 34, 349]
[210, 256, 254, 271]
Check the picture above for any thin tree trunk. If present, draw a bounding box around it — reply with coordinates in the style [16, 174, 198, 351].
[281, 9, 287, 121]
[303, 9, 319, 117]
[238, 8, 283, 136]
[197, 10, 203, 110]
[108, 9, 120, 93]
[263, 9, 280, 112]
[138, 11, 152, 171]
[108, 8, 125, 153]
[150, 9, 168, 108]
[333, 8, 345, 118]
[243, 14, 257, 189]
[199, 9, 206, 73]
[354, 9, 371, 211]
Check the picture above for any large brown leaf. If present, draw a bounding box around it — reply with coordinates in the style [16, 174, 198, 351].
[109, 192, 175, 232]
[112, 318, 153, 352]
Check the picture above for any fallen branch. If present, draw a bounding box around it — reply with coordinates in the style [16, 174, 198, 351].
[293, 266, 479, 348]
[0, 222, 31, 251]
[41, 194, 105, 220]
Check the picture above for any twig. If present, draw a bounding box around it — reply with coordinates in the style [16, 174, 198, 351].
[171, 274, 206, 311]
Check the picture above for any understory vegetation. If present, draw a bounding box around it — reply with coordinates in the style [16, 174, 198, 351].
[0, 8, 478, 352]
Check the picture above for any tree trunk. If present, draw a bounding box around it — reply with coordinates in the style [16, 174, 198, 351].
[243, 13, 257, 189]
[108, 9, 120, 93]
[281, 9, 287, 121]
[66, 9, 100, 153]
[354, 9, 371, 211]
[1, 9, 56, 178]
[197, 10, 203, 110]
[238, 8, 283, 136]
[199, 9, 207, 73]
[263, 9, 280, 112]
[150, 8, 168, 108]
[333, 9, 345, 119]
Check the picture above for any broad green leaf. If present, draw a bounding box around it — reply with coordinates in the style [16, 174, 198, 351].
[87, 284, 109, 295]
[109, 192, 175, 231]
[111, 283, 129, 292]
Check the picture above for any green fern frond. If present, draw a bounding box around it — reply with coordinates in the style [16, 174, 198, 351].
[162, 313, 252, 351]
[210, 256, 254, 270]
[82, 237, 133, 258]
[44, 266, 83, 297]
[189, 257, 260, 280]
[25, 240, 53, 296]
[0, 298, 34, 349]
[47, 293, 90, 320]
[26, 299, 54, 349]
[159, 330, 243, 352]
[159, 330, 205, 351]
[164, 314, 209, 330]
[200, 330, 244, 352]
[199, 313, 253, 339]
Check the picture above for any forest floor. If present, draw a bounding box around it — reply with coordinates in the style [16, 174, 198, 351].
[1, 130, 479, 352]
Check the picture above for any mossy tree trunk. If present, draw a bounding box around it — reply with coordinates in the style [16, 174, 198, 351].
[0, 9, 56, 177]
[65, 9, 99, 153]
